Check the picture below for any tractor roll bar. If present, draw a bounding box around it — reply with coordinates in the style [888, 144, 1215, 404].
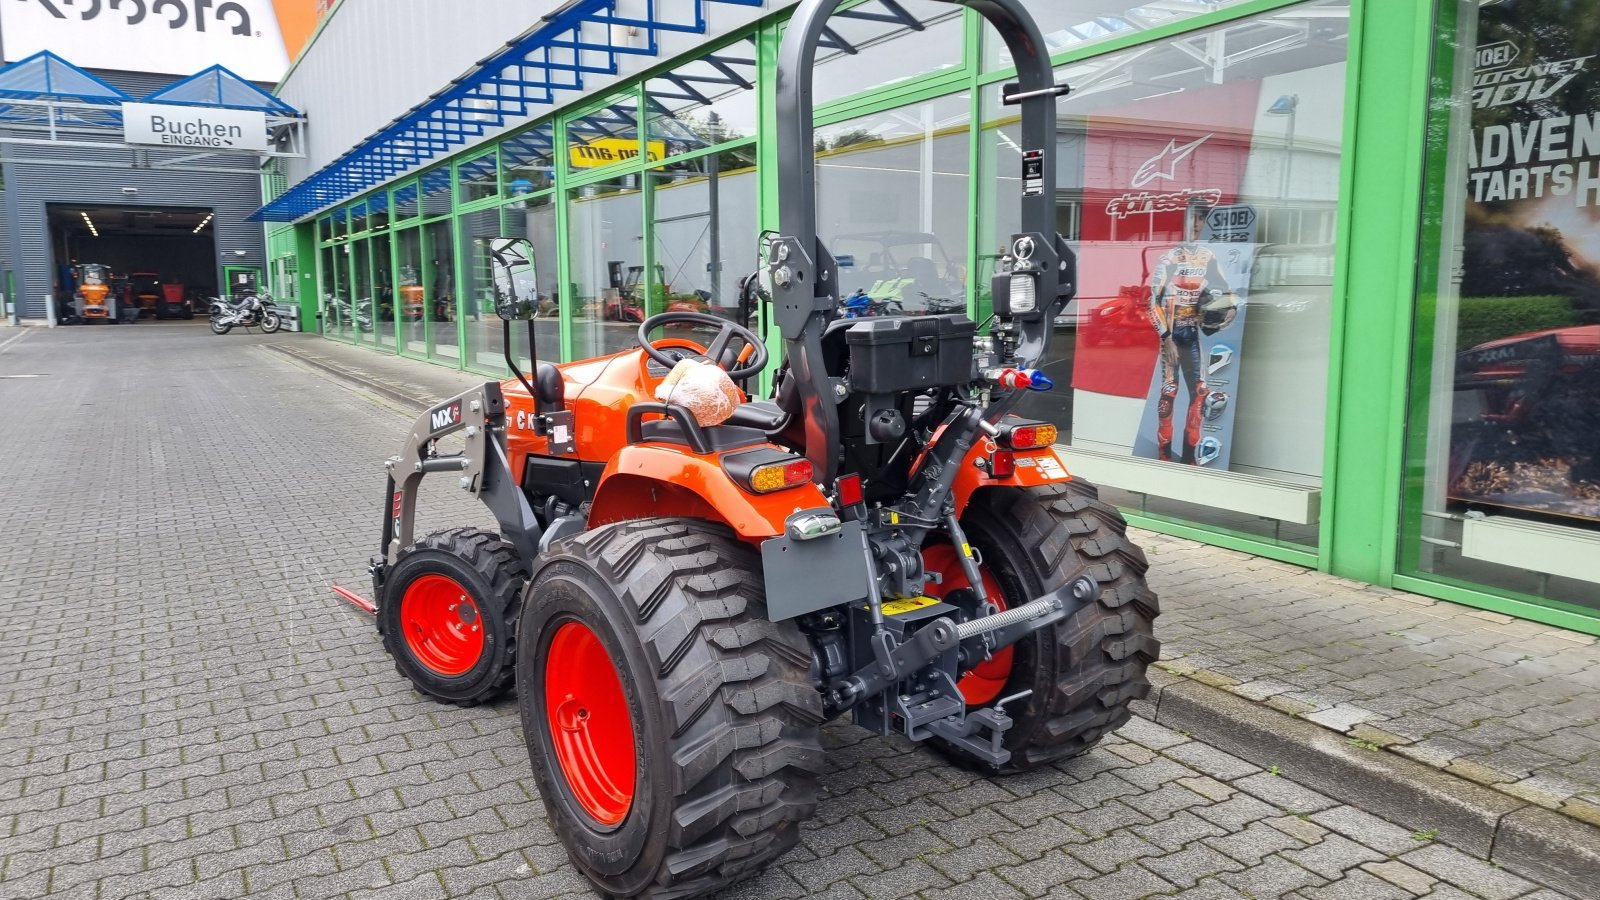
[769, 0, 1066, 485]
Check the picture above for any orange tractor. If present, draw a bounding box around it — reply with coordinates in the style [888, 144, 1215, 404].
[72, 263, 113, 322]
[338, 2, 1157, 897]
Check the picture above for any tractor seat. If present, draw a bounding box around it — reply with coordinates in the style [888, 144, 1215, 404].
[637, 419, 768, 452]
[725, 399, 787, 431]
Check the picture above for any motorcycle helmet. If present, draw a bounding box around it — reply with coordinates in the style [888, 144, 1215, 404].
[1195, 437, 1223, 466]
[1207, 344, 1234, 375]
[1200, 290, 1237, 335]
[1201, 391, 1229, 422]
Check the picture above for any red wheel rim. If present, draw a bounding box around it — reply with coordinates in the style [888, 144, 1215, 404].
[545, 621, 637, 826]
[923, 543, 1014, 706]
[399, 574, 485, 676]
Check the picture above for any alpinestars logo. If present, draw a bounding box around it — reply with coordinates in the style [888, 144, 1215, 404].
[1131, 135, 1213, 188]
[24, 0, 256, 36]
[1105, 188, 1223, 220]
[429, 400, 462, 433]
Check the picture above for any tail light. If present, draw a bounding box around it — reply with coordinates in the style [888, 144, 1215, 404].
[999, 420, 1058, 450]
[751, 459, 813, 493]
[836, 472, 865, 508]
[724, 448, 814, 495]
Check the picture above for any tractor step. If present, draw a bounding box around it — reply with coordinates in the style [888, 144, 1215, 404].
[332, 585, 377, 615]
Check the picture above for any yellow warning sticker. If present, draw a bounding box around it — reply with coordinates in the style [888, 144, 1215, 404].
[879, 596, 941, 616]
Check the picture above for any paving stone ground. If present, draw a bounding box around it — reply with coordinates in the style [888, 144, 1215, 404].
[0, 325, 1584, 899]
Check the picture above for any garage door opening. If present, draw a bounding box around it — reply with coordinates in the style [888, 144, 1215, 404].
[48, 204, 217, 321]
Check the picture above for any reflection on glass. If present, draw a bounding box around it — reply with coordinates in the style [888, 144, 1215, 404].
[396, 226, 427, 356]
[650, 147, 759, 329]
[393, 181, 419, 221]
[816, 93, 971, 317]
[461, 207, 505, 373]
[372, 231, 395, 351]
[369, 192, 390, 232]
[350, 201, 368, 235]
[569, 177, 645, 358]
[502, 124, 556, 194]
[986, 0, 1253, 71]
[458, 151, 499, 204]
[425, 218, 457, 359]
[320, 243, 347, 340]
[422, 167, 452, 218]
[351, 239, 374, 345]
[567, 96, 647, 171]
[1403, 0, 1600, 611]
[646, 37, 759, 152]
[811, 0, 964, 106]
[506, 195, 562, 370]
[979, 0, 1349, 549]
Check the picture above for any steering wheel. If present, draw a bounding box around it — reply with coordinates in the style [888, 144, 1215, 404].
[638, 311, 768, 381]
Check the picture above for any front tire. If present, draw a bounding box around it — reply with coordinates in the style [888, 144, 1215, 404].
[261, 311, 283, 333]
[518, 518, 823, 899]
[378, 528, 525, 706]
[932, 480, 1160, 771]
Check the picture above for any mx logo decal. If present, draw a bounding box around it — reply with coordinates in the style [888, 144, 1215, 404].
[1131, 135, 1213, 189]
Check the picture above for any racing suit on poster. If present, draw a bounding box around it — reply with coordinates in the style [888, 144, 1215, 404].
[1146, 244, 1238, 464]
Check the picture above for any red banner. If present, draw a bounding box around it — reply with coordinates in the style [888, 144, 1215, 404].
[1072, 82, 1262, 398]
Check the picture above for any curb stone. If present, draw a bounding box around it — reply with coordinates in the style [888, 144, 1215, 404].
[1142, 669, 1600, 898]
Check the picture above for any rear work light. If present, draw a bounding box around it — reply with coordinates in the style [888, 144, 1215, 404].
[999, 421, 1058, 450]
[724, 448, 815, 495]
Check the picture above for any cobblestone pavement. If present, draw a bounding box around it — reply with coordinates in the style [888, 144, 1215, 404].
[0, 326, 1581, 899]
[1139, 537, 1600, 825]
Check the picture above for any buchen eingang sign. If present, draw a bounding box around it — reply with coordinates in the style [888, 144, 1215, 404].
[122, 103, 267, 152]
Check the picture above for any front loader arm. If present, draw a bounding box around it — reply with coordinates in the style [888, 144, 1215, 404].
[377, 382, 542, 586]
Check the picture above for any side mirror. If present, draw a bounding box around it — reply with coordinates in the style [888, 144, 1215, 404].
[491, 237, 539, 320]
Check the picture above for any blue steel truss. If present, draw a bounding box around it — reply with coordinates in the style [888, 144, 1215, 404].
[142, 65, 300, 114]
[252, 0, 766, 222]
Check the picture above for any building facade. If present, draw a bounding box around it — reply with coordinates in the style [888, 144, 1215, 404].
[264, 0, 1600, 635]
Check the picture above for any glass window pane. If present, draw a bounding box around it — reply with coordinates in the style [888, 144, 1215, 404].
[646, 36, 759, 152]
[351, 238, 374, 345]
[500, 195, 562, 371]
[458, 151, 499, 204]
[371, 231, 395, 349]
[812, 0, 965, 107]
[350, 201, 368, 235]
[649, 146, 760, 331]
[1402, 0, 1600, 612]
[460, 207, 507, 373]
[426, 218, 457, 360]
[422, 167, 453, 218]
[568, 176, 645, 359]
[331, 207, 347, 239]
[369, 192, 390, 232]
[317, 215, 332, 244]
[393, 182, 419, 220]
[396, 227, 427, 356]
[320, 243, 347, 339]
[817, 92, 971, 317]
[985, 0, 1256, 71]
[979, 0, 1350, 549]
[502, 123, 556, 195]
[567, 95, 644, 171]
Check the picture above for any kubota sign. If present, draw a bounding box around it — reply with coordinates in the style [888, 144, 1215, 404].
[0, 0, 302, 82]
[122, 102, 267, 150]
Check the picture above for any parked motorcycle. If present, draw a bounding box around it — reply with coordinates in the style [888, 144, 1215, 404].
[210, 292, 283, 335]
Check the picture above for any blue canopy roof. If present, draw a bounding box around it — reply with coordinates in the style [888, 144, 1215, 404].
[142, 65, 300, 115]
[0, 51, 131, 104]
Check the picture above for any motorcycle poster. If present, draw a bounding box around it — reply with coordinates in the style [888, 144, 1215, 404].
[1129, 207, 1258, 468]
[1446, 0, 1600, 523]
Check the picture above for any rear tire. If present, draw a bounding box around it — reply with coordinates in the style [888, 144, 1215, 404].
[209, 318, 232, 335]
[378, 527, 525, 706]
[937, 479, 1160, 771]
[518, 518, 824, 899]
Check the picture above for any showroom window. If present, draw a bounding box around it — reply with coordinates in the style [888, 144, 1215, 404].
[422, 167, 453, 218]
[650, 146, 760, 327]
[395, 224, 426, 357]
[1402, 0, 1600, 613]
[502, 124, 556, 195]
[458, 151, 500, 205]
[979, 0, 1351, 550]
[567, 94, 645, 172]
[816, 92, 972, 318]
[392, 181, 419, 221]
[567, 175, 645, 360]
[425, 217, 457, 360]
